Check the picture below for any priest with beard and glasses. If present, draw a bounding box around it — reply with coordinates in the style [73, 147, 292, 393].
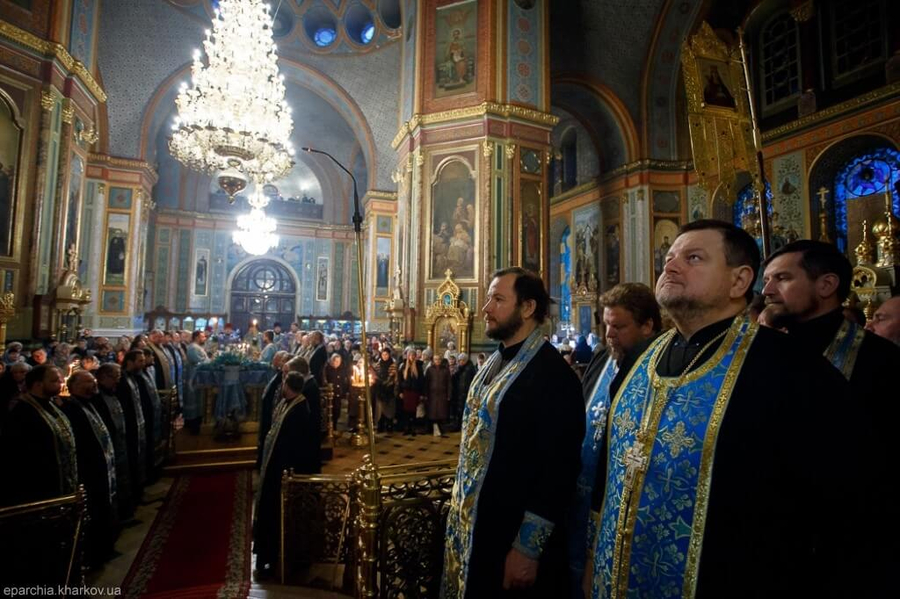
[442, 267, 584, 598]
[588, 220, 874, 598]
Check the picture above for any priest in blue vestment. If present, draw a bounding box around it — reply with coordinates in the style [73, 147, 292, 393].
[442, 267, 585, 598]
[589, 220, 873, 598]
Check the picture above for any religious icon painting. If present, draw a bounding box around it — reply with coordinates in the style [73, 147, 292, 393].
[103, 213, 129, 286]
[434, 0, 477, 98]
[520, 180, 542, 274]
[64, 154, 85, 259]
[0, 95, 22, 257]
[101, 290, 125, 314]
[316, 256, 329, 302]
[375, 237, 391, 297]
[653, 218, 680, 282]
[605, 223, 621, 286]
[108, 186, 133, 210]
[193, 248, 210, 297]
[572, 204, 600, 290]
[698, 58, 737, 110]
[376, 215, 392, 234]
[430, 158, 476, 280]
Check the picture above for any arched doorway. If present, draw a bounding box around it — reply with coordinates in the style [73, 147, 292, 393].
[228, 259, 297, 333]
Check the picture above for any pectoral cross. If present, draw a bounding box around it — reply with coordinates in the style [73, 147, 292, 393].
[621, 439, 648, 493]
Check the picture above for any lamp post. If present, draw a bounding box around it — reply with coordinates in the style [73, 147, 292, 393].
[301, 147, 377, 460]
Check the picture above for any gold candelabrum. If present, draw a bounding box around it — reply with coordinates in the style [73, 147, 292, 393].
[872, 184, 900, 267]
[817, 187, 831, 243]
[350, 363, 373, 448]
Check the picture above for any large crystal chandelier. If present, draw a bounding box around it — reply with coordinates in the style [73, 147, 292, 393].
[168, 0, 295, 190]
[233, 191, 279, 255]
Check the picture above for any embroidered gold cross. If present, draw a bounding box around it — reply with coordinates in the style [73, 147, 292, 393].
[660, 422, 696, 458]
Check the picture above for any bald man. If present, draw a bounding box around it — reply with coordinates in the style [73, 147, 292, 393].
[866, 296, 900, 346]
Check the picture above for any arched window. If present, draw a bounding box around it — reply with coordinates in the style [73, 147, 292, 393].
[833, 148, 900, 253]
[760, 11, 801, 111]
[830, 0, 887, 84]
[561, 129, 577, 191]
[560, 226, 571, 323]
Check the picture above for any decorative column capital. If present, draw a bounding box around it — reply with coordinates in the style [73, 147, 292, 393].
[40, 90, 55, 111]
[790, 1, 815, 23]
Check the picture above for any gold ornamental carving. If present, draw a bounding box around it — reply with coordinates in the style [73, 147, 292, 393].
[423, 270, 471, 354]
[505, 144, 517, 160]
[392, 102, 559, 148]
[682, 22, 758, 200]
[0, 20, 107, 103]
[790, 1, 815, 23]
[0, 292, 15, 354]
[40, 90, 55, 111]
[482, 140, 494, 158]
[61, 101, 75, 125]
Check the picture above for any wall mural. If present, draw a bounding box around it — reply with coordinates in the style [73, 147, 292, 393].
[434, 0, 476, 98]
[430, 159, 476, 279]
[572, 204, 600, 290]
[193, 248, 209, 297]
[103, 213, 129, 286]
[605, 223, 620, 286]
[653, 219, 679, 282]
[520, 180, 542, 274]
[316, 256, 329, 302]
[68, 0, 97, 68]
[688, 185, 709, 221]
[64, 154, 84, 257]
[0, 97, 21, 257]
[108, 186, 133, 210]
[376, 236, 391, 297]
[507, 0, 542, 107]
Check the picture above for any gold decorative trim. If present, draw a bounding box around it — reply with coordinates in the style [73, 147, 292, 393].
[762, 82, 900, 141]
[392, 102, 560, 148]
[364, 190, 398, 202]
[40, 90, 54, 111]
[505, 143, 517, 160]
[61, 100, 74, 125]
[0, 20, 107, 103]
[87, 153, 158, 179]
[789, 0, 815, 23]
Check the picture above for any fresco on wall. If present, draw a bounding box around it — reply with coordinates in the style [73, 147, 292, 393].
[773, 152, 806, 240]
[194, 249, 209, 297]
[572, 205, 600, 290]
[688, 185, 709, 221]
[508, 0, 542, 106]
[0, 98, 21, 257]
[64, 155, 84, 257]
[69, 0, 97, 68]
[104, 213, 129, 286]
[430, 159, 475, 279]
[108, 187, 132, 210]
[316, 256, 329, 302]
[435, 0, 476, 98]
[376, 237, 391, 296]
[605, 223, 620, 286]
[653, 218, 680, 281]
[520, 180, 542, 273]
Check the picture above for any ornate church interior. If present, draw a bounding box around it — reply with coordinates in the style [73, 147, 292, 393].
[1, 0, 899, 596]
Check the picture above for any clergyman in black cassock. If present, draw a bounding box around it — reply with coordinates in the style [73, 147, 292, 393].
[61, 371, 118, 567]
[256, 363, 284, 469]
[442, 268, 585, 598]
[253, 371, 321, 577]
[118, 350, 148, 509]
[92, 362, 132, 520]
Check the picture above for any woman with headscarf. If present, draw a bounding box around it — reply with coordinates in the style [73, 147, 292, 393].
[373, 348, 397, 433]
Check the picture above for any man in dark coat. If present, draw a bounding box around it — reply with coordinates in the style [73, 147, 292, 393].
[451, 352, 476, 431]
[253, 371, 322, 580]
[60, 371, 118, 567]
[442, 267, 585, 598]
[307, 331, 328, 386]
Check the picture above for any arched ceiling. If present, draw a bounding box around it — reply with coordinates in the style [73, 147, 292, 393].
[550, 0, 668, 131]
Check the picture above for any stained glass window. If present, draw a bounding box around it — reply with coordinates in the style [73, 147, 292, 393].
[560, 227, 571, 323]
[314, 27, 336, 47]
[361, 23, 375, 44]
[833, 148, 900, 253]
[831, 0, 886, 81]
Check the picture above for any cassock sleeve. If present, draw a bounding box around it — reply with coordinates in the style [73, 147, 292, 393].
[512, 349, 586, 559]
[0, 405, 61, 506]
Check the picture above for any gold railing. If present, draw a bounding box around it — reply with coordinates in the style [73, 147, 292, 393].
[0, 487, 87, 586]
[281, 457, 456, 598]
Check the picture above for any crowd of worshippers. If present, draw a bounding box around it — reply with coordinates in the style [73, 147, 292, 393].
[437, 224, 899, 598]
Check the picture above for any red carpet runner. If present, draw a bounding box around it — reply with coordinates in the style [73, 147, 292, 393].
[121, 470, 253, 598]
